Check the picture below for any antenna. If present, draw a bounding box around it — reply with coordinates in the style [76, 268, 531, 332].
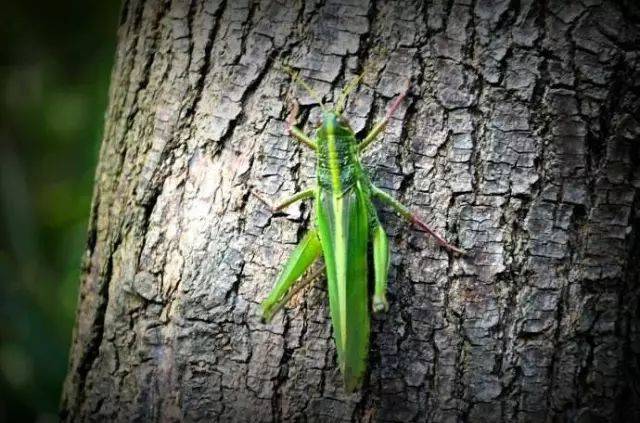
[280, 64, 327, 113]
[335, 72, 365, 115]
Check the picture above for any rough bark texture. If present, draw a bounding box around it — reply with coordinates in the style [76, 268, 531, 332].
[61, 0, 640, 421]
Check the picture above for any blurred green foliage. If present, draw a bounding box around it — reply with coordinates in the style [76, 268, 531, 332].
[0, 2, 120, 420]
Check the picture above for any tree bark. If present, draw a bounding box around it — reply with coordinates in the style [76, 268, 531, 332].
[61, 0, 640, 421]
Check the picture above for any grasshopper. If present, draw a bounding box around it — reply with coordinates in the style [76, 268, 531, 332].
[255, 71, 464, 391]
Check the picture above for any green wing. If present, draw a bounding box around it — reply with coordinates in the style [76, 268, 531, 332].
[316, 182, 370, 391]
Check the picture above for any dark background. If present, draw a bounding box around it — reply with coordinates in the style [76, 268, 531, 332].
[0, 2, 120, 420]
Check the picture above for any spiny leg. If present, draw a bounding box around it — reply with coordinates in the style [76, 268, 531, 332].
[252, 188, 315, 212]
[371, 186, 466, 255]
[358, 80, 410, 153]
[262, 229, 323, 322]
[372, 223, 390, 313]
[287, 101, 317, 150]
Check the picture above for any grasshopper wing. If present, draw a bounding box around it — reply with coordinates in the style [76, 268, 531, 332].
[316, 183, 370, 391]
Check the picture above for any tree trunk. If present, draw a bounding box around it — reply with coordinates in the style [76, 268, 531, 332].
[61, 0, 640, 421]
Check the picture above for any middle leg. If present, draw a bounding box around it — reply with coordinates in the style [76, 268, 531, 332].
[371, 185, 466, 255]
[372, 222, 390, 313]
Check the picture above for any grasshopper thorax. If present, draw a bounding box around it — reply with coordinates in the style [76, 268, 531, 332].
[316, 111, 361, 193]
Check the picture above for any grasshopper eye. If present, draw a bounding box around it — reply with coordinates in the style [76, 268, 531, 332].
[338, 117, 352, 131]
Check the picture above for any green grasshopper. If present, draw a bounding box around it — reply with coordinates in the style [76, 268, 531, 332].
[255, 71, 464, 392]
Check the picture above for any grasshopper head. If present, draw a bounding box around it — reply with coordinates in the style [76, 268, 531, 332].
[322, 111, 352, 132]
[322, 112, 338, 127]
